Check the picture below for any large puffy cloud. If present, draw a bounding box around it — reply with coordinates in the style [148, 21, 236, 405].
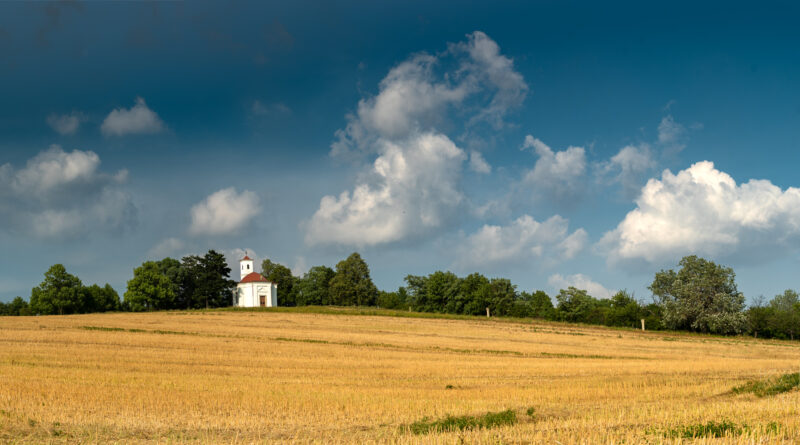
[306, 132, 466, 246]
[189, 188, 260, 236]
[548, 273, 615, 299]
[455, 214, 587, 269]
[0, 145, 135, 239]
[101, 97, 165, 136]
[522, 135, 587, 201]
[329, 53, 470, 160]
[312, 31, 526, 246]
[330, 31, 527, 161]
[599, 161, 800, 264]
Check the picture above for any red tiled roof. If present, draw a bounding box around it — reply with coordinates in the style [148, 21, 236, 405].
[241, 255, 252, 261]
[240, 272, 270, 284]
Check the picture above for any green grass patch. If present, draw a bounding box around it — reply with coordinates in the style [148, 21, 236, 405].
[665, 420, 745, 438]
[81, 326, 126, 332]
[405, 409, 516, 435]
[733, 372, 800, 397]
[272, 337, 330, 344]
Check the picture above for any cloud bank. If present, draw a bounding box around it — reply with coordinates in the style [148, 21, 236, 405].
[600, 161, 800, 265]
[0, 145, 135, 239]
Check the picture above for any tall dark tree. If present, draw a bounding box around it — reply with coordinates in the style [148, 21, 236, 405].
[196, 250, 236, 308]
[295, 265, 335, 306]
[30, 264, 85, 315]
[180, 255, 203, 309]
[328, 252, 378, 306]
[650, 255, 746, 334]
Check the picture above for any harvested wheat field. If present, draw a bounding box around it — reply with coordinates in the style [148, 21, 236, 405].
[1, 308, 799, 444]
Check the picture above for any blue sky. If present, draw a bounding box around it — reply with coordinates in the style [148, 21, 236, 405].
[2, 1, 800, 303]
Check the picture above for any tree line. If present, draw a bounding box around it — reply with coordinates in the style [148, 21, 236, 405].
[3, 252, 799, 341]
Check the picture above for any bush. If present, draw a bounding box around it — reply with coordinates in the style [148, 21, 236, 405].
[406, 409, 516, 434]
[733, 373, 800, 397]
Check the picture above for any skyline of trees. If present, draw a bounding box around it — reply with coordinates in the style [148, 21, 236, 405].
[4, 253, 800, 342]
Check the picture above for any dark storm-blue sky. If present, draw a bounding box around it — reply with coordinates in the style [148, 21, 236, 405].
[2, 1, 800, 301]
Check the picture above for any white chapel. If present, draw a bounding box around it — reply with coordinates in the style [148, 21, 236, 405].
[233, 255, 278, 307]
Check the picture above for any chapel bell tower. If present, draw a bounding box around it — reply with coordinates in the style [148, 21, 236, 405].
[240, 254, 254, 280]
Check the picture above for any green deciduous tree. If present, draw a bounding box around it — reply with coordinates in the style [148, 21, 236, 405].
[329, 252, 378, 306]
[295, 265, 335, 306]
[124, 261, 176, 311]
[608, 290, 642, 328]
[649, 255, 746, 334]
[377, 287, 408, 309]
[0, 297, 31, 316]
[83, 283, 121, 312]
[261, 259, 297, 306]
[555, 287, 599, 323]
[30, 264, 85, 315]
[768, 290, 800, 340]
[520, 290, 556, 320]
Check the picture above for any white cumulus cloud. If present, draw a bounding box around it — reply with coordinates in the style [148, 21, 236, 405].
[101, 97, 165, 136]
[330, 31, 527, 161]
[599, 161, 800, 265]
[189, 188, 261, 236]
[548, 273, 615, 299]
[456, 214, 587, 269]
[312, 31, 526, 247]
[307, 132, 466, 246]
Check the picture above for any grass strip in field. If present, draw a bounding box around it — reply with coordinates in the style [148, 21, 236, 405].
[732, 372, 800, 397]
[405, 409, 517, 434]
[665, 420, 745, 438]
[81, 326, 194, 336]
[539, 352, 619, 359]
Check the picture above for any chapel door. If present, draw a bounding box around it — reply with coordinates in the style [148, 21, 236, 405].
[260, 295, 266, 307]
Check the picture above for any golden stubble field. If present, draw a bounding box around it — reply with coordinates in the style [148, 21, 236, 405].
[1, 309, 799, 444]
